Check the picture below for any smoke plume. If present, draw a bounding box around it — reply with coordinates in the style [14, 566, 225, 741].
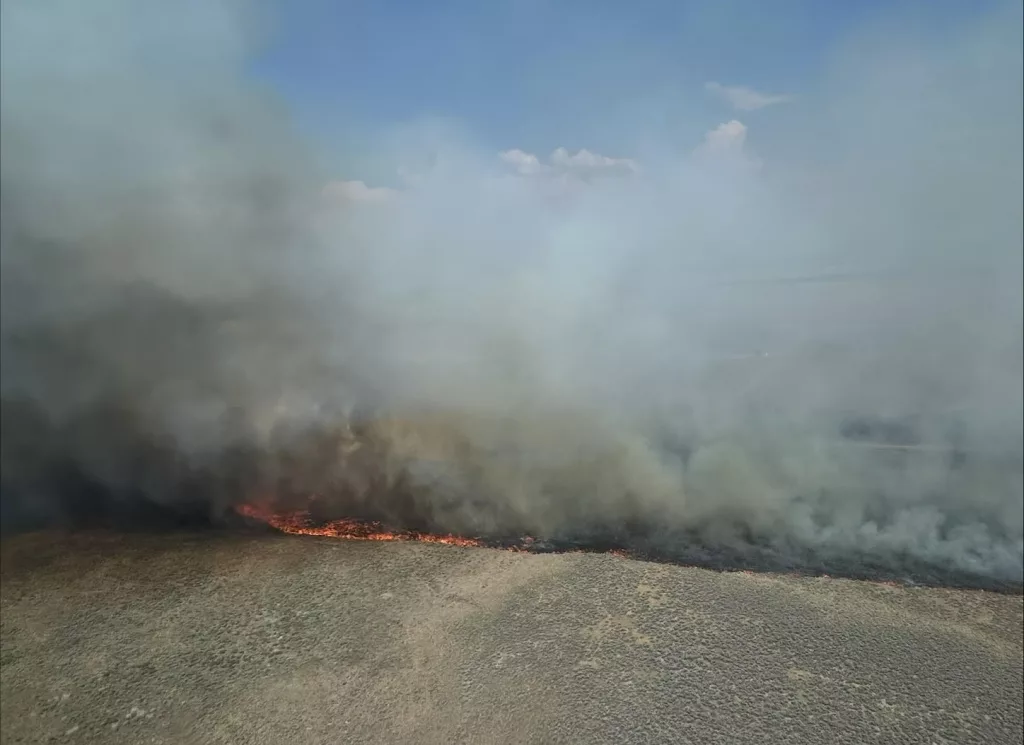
[1, 0, 1021, 586]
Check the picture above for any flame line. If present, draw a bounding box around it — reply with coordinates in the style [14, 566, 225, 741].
[234, 504, 486, 547]
[232, 503, 1022, 594]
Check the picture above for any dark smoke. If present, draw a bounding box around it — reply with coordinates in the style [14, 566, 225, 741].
[1, 0, 1022, 589]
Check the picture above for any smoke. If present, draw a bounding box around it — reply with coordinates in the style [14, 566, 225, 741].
[1, 0, 1021, 585]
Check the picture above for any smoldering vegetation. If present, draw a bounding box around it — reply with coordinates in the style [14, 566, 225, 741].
[1, 0, 1021, 589]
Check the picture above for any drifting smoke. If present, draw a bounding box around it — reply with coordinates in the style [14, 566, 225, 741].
[1, 0, 1022, 585]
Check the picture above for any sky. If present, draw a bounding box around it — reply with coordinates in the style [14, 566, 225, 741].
[250, 0, 1010, 184]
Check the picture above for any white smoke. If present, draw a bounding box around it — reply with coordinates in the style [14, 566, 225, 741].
[1, 0, 1021, 583]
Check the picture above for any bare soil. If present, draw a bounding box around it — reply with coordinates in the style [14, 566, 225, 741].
[1, 531, 1021, 744]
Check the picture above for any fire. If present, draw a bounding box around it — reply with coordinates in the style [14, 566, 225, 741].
[235, 503, 484, 548]
[233, 504, 925, 590]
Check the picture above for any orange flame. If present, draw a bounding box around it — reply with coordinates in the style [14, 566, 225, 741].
[235, 503, 484, 548]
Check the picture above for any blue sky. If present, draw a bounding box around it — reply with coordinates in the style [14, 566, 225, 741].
[250, 0, 1009, 181]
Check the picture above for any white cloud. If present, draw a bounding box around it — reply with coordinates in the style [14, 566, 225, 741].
[329, 132, 743, 210]
[549, 147, 639, 174]
[498, 147, 638, 183]
[499, 148, 547, 176]
[705, 81, 794, 111]
[322, 180, 399, 205]
[699, 120, 749, 153]
[692, 120, 763, 171]
[324, 144, 637, 208]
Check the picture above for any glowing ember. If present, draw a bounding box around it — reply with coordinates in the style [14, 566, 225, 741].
[235, 504, 484, 548]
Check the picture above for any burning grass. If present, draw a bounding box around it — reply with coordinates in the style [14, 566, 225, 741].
[232, 500, 1023, 595]
[234, 503, 485, 547]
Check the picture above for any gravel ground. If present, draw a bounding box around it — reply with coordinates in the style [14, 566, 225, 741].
[1, 530, 1022, 745]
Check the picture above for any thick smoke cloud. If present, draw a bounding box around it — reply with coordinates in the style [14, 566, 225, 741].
[1, 0, 1021, 585]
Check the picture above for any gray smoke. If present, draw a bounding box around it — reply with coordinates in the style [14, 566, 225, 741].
[1, 0, 1021, 584]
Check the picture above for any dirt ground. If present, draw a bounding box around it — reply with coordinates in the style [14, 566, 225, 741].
[1, 531, 1021, 745]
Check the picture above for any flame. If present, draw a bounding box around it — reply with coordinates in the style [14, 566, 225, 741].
[233, 504, 918, 588]
[234, 503, 630, 555]
[235, 503, 484, 548]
